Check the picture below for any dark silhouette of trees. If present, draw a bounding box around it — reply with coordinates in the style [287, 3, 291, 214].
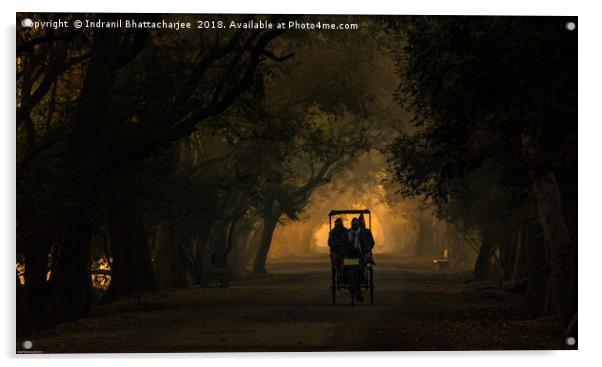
[385, 16, 577, 327]
[17, 13, 297, 333]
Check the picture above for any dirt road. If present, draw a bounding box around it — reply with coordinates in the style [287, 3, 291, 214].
[24, 255, 569, 353]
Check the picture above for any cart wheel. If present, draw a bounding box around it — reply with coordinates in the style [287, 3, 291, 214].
[331, 267, 336, 306]
[369, 266, 374, 305]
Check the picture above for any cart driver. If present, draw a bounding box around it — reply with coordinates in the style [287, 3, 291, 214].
[347, 217, 370, 301]
[347, 216, 374, 257]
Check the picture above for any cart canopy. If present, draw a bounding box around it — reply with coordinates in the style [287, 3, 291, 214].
[328, 209, 371, 216]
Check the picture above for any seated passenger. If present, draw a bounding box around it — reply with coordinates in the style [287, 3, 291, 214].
[328, 218, 347, 268]
[358, 214, 376, 265]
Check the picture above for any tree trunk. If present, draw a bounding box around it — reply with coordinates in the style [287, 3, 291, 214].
[199, 222, 228, 287]
[499, 228, 515, 281]
[530, 172, 577, 325]
[192, 221, 212, 285]
[17, 236, 52, 336]
[524, 228, 548, 310]
[522, 130, 577, 326]
[104, 191, 157, 302]
[214, 219, 236, 269]
[153, 223, 172, 288]
[474, 228, 495, 279]
[153, 222, 190, 289]
[243, 220, 263, 263]
[512, 226, 528, 282]
[229, 231, 247, 279]
[253, 214, 280, 275]
[222, 215, 244, 269]
[46, 218, 93, 326]
[171, 239, 191, 288]
[414, 212, 434, 257]
[447, 224, 467, 268]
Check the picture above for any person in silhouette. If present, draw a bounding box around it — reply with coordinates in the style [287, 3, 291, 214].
[328, 217, 347, 271]
[346, 217, 367, 301]
[358, 213, 376, 266]
[346, 217, 363, 257]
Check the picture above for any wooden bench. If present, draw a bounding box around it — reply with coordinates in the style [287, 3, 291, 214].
[433, 249, 450, 272]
